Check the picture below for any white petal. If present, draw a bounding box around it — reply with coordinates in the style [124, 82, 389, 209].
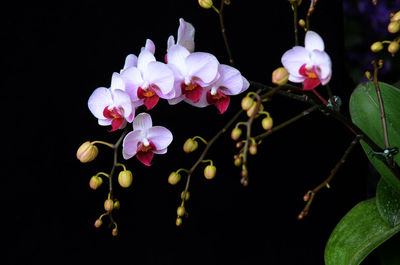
[311, 50, 332, 80]
[132, 112, 153, 131]
[110, 72, 125, 92]
[112, 89, 134, 120]
[143, 39, 155, 54]
[88, 87, 113, 119]
[305, 31, 325, 52]
[167, 44, 190, 75]
[137, 49, 156, 72]
[121, 67, 143, 101]
[147, 126, 173, 150]
[217, 64, 243, 95]
[186, 52, 219, 84]
[167, 35, 175, 51]
[122, 130, 141, 159]
[143, 61, 174, 96]
[177, 18, 195, 53]
[281, 46, 311, 78]
[121, 54, 138, 72]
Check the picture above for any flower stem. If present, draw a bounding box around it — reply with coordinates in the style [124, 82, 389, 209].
[218, 0, 234, 66]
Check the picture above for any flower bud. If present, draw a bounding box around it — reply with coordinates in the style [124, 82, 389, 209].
[104, 199, 114, 212]
[112, 227, 118, 236]
[261, 116, 273, 130]
[76, 141, 98, 163]
[231, 127, 242, 141]
[234, 157, 242, 167]
[298, 19, 306, 28]
[370, 41, 383, 53]
[168, 171, 181, 185]
[204, 165, 216, 180]
[118, 170, 133, 188]
[183, 138, 198, 153]
[241, 96, 254, 111]
[198, 0, 213, 9]
[176, 217, 183, 226]
[388, 21, 400, 33]
[181, 191, 190, 201]
[272, 67, 289, 86]
[113, 200, 120, 210]
[388, 41, 400, 55]
[177, 206, 185, 217]
[89, 175, 103, 190]
[247, 102, 263, 117]
[94, 219, 102, 228]
[391, 11, 400, 22]
[249, 144, 258, 155]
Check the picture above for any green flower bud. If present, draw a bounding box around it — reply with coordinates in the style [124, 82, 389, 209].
[89, 175, 103, 190]
[168, 171, 181, 185]
[198, 0, 213, 9]
[94, 219, 102, 228]
[272, 67, 289, 86]
[104, 199, 114, 212]
[204, 165, 216, 180]
[388, 41, 400, 55]
[241, 96, 254, 111]
[118, 170, 133, 188]
[76, 141, 98, 163]
[388, 21, 400, 33]
[261, 116, 273, 131]
[231, 127, 242, 141]
[177, 206, 185, 217]
[370, 41, 384, 53]
[183, 138, 198, 153]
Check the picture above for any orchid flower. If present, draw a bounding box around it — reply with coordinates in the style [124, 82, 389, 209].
[166, 44, 219, 105]
[167, 18, 195, 54]
[189, 64, 250, 114]
[121, 47, 175, 110]
[88, 73, 134, 132]
[122, 113, 173, 166]
[281, 31, 332, 90]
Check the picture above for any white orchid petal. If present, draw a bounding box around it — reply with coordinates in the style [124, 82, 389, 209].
[305, 31, 325, 51]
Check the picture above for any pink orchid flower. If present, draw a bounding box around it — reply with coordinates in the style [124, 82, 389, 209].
[166, 44, 219, 105]
[167, 18, 195, 54]
[281, 31, 332, 90]
[122, 113, 173, 166]
[121, 47, 175, 110]
[88, 73, 134, 132]
[189, 64, 250, 114]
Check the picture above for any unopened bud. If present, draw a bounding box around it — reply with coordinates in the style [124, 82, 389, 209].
[391, 11, 400, 22]
[183, 138, 198, 153]
[89, 175, 103, 190]
[249, 144, 258, 155]
[181, 191, 190, 201]
[168, 171, 181, 185]
[241, 96, 254, 111]
[204, 165, 216, 180]
[104, 199, 114, 212]
[177, 206, 185, 217]
[298, 19, 306, 28]
[234, 157, 242, 167]
[388, 41, 400, 55]
[261, 116, 273, 130]
[94, 219, 102, 228]
[198, 0, 213, 9]
[388, 21, 400, 33]
[231, 127, 242, 141]
[112, 227, 118, 236]
[113, 200, 120, 210]
[176, 217, 183, 226]
[118, 170, 133, 188]
[76, 141, 98, 163]
[370, 41, 383, 53]
[365, 71, 372, 80]
[272, 67, 289, 86]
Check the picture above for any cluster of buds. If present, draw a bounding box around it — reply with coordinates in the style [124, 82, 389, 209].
[370, 10, 400, 56]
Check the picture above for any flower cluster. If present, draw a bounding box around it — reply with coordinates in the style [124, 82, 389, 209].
[87, 18, 249, 166]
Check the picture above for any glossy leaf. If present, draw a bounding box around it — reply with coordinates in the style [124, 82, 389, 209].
[377, 178, 400, 227]
[325, 198, 400, 265]
[349, 81, 400, 191]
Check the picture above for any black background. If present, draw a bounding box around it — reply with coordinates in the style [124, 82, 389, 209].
[5, 0, 381, 264]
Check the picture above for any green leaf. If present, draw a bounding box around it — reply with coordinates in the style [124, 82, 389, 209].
[377, 178, 400, 227]
[349, 81, 400, 192]
[325, 198, 400, 265]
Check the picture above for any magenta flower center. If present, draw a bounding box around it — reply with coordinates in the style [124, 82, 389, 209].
[181, 81, 203, 103]
[103, 106, 125, 131]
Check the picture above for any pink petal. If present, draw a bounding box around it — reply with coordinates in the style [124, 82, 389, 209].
[281, 46, 311, 80]
[88, 87, 113, 119]
[185, 52, 219, 84]
[305, 31, 325, 52]
[137, 50, 156, 72]
[217, 64, 243, 95]
[132, 113, 152, 131]
[302, 77, 321, 90]
[176, 18, 195, 53]
[143, 61, 174, 96]
[122, 130, 142, 159]
[147, 126, 173, 150]
[109, 118, 125, 132]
